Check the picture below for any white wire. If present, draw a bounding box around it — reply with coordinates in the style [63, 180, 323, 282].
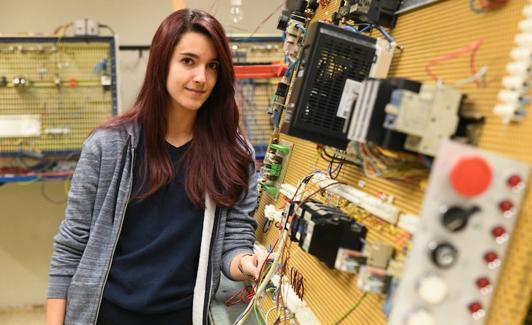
[234, 231, 289, 325]
[453, 65, 489, 87]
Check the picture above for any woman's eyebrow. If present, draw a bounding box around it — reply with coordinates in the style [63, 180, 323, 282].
[179, 52, 219, 62]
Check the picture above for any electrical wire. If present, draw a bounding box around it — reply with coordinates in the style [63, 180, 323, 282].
[425, 38, 484, 87]
[208, 0, 220, 13]
[235, 171, 332, 325]
[247, 1, 286, 39]
[374, 25, 397, 47]
[98, 24, 115, 35]
[332, 292, 369, 324]
[40, 180, 67, 204]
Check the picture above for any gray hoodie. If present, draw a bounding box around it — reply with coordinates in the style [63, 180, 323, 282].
[48, 122, 258, 325]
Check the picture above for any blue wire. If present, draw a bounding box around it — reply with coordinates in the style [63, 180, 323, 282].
[375, 25, 397, 44]
[343, 25, 371, 33]
[295, 24, 306, 33]
[359, 24, 371, 33]
[285, 59, 299, 77]
[342, 25, 359, 33]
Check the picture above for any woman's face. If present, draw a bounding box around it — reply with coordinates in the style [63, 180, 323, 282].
[166, 31, 219, 114]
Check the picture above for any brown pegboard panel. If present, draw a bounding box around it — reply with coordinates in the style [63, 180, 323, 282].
[254, 0, 532, 324]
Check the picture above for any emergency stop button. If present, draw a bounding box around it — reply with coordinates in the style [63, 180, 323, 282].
[450, 156, 492, 197]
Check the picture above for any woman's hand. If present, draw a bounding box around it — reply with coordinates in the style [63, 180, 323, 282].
[232, 248, 270, 281]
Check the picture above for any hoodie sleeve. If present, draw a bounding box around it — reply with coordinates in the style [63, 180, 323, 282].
[221, 144, 258, 280]
[47, 133, 102, 299]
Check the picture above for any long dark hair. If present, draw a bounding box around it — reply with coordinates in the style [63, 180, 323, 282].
[99, 9, 253, 208]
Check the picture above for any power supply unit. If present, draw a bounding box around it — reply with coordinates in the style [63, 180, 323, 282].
[281, 21, 393, 149]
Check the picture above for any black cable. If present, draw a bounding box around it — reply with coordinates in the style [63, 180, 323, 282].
[319, 149, 359, 167]
[40, 181, 67, 204]
[98, 24, 116, 35]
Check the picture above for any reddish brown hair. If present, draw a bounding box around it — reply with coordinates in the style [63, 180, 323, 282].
[100, 9, 253, 208]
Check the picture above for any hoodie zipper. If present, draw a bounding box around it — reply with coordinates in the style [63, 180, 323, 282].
[203, 207, 221, 324]
[92, 137, 134, 325]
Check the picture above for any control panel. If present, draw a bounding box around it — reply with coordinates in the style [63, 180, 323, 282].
[389, 140, 530, 325]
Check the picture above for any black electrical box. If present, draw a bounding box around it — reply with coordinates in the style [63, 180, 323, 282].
[282, 21, 377, 149]
[339, 0, 401, 28]
[295, 201, 356, 268]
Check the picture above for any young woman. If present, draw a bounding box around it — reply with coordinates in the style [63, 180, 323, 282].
[47, 9, 266, 325]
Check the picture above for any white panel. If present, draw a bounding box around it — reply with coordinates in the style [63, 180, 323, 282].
[0, 115, 41, 138]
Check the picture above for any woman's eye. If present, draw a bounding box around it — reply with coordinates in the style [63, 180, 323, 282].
[209, 62, 219, 70]
[182, 58, 194, 65]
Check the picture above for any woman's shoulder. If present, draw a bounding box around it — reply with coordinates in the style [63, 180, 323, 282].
[84, 124, 133, 155]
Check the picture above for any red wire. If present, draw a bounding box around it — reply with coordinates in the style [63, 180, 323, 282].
[224, 285, 256, 306]
[424, 39, 483, 87]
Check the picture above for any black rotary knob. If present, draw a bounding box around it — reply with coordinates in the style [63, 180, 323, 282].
[441, 206, 481, 232]
[430, 242, 458, 269]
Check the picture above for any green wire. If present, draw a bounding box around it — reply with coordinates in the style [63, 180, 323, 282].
[254, 302, 267, 325]
[332, 293, 369, 325]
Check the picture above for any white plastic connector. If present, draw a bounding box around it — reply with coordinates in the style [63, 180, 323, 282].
[502, 75, 528, 89]
[74, 19, 99, 36]
[519, 19, 532, 32]
[280, 282, 321, 325]
[515, 33, 532, 46]
[493, 104, 519, 123]
[506, 61, 531, 75]
[264, 204, 283, 222]
[280, 183, 299, 200]
[498, 90, 521, 104]
[524, 4, 532, 17]
[397, 213, 419, 235]
[312, 174, 400, 224]
[510, 47, 532, 61]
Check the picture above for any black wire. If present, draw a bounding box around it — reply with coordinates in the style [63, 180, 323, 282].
[40, 181, 67, 204]
[319, 148, 359, 167]
[98, 24, 116, 35]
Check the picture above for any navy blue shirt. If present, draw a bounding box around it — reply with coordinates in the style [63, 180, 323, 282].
[101, 138, 204, 324]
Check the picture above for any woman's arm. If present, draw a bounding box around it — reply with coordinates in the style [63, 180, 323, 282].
[47, 132, 103, 322]
[46, 299, 66, 325]
[221, 145, 260, 280]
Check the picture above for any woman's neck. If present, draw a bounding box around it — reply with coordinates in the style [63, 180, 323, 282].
[166, 105, 196, 147]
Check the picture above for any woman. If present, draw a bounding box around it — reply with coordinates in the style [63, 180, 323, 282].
[47, 9, 266, 325]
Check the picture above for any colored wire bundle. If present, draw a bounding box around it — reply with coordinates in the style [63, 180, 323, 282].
[349, 142, 429, 182]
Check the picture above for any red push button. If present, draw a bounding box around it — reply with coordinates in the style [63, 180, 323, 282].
[476, 277, 490, 288]
[484, 251, 498, 263]
[484, 251, 501, 269]
[450, 156, 492, 197]
[507, 174, 523, 190]
[476, 277, 492, 294]
[491, 226, 506, 238]
[468, 301, 483, 314]
[492, 226, 509, 244]
[468, 301, 486, 320]
[499, 200, 515, 218]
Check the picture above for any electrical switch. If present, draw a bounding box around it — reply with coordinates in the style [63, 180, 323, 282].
[441, 205, 481, 232]
[429, 242, 458, 269]
[450, 156, 492, 197]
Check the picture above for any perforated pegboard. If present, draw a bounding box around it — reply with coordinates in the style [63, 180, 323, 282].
[254, 0, 532, 324]
[235, 78, 276, 157]
[231, 37, 284, 158]
[229, 37, 284, 64]
[0, 37, 118, 157]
